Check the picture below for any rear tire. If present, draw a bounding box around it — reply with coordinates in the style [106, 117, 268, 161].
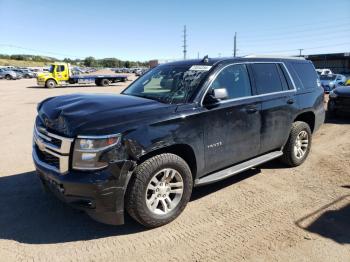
[126, 153, 193, 228]
[5, 74, 12, 80]
[45, 79, 56, 89]
[327, 100, 337, 118]
[281, 121, 312, 167]
[100, 79, 109, 86]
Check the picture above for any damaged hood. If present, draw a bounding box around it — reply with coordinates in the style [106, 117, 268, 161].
[37, 93, 176, 137]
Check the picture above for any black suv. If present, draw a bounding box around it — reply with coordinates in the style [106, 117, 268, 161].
[33, 57, 325, 227]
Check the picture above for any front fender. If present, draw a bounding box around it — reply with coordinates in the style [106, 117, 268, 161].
[122, 114, 205, 176]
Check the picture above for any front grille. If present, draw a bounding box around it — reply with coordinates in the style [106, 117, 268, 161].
[35, 145, 60, 169]
[33, 125, 73, 174]
[50, 137, 62, 147]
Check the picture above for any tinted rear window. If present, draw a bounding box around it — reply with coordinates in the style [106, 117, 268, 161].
[292, 62, 318, 89]
[251, 63, 284, 94]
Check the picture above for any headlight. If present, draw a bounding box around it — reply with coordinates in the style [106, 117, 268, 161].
[73, 134, 121, 170]
[329, 91, 338, 98]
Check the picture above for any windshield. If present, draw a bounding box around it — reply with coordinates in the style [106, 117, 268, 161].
[320, 75, 336, 80]
[122, 65, 210, 104]
[48, 65, 54, 73]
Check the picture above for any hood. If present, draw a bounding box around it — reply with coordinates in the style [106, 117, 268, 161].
[37, 72, 53, 79]
[334, 86, 350, 97]
[37, 93, 176, 137]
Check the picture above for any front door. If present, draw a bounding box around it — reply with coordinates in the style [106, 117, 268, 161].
[202, 64, 261, 174]
[54, 64, 69, 82]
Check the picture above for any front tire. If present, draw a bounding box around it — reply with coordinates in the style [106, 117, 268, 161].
[45, 79, 56, 88]
[126, 153, 193, 228]
[5, 74, 12, 80]
[281, 121, 312, 167]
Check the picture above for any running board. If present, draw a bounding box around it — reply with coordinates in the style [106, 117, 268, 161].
[195, 151, 283, 186]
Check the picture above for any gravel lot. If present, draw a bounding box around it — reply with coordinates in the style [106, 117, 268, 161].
[0, 79, 349, 261]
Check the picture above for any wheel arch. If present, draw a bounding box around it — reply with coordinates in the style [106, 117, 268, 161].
[137, 143, 197, 181]
[45, 78, 58, 84]
[293, 111, 315, 133]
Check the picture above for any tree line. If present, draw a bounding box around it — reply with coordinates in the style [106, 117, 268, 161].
[0, 54, 149, 68]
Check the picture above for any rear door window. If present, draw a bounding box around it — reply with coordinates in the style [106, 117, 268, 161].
[251, 63, 284, 94]
[291, 62, 318, 89]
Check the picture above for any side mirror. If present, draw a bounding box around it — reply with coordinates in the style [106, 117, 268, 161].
[213, 88, 228, 100]
[203, 88, 228, 106]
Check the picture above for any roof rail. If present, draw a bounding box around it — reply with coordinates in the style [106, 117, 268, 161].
[243, 55, 305, 60]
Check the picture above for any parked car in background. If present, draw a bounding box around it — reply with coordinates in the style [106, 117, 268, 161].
[135, 69, 146, 76]
[13, 69, 36, 78]
[320, 74, 346, 93]
[0, 68, 21, 80]
[328, 86, 350, 116]
[316, 68, 333, 75]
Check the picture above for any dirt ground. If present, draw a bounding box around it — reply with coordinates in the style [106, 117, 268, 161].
[0, 79, 349, 261]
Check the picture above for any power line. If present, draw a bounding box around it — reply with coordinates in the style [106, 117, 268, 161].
[239, 28, 350, 44]
[240, 23, 350, 41]
[0, 44, 83, 59]
[240, 17, 350, 34]
[242, 42, 350, 55]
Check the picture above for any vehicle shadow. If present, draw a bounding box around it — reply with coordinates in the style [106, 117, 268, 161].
[0, 168, 260, 244]
[295, 195, 350, 244]
[0, 171, 145, 244]
[325, 113, 350, 124]
[191, 168, 260, 201]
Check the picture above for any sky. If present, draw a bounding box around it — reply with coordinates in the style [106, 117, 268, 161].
[0, 0, 349, 61]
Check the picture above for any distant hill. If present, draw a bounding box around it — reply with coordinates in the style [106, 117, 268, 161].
[0, 53, 149, 68]
[0, 58, 50, 67]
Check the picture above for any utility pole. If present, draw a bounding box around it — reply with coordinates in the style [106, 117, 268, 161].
[197, 52, 200, 59]
[233, 32, 237, 57]
[298, 48, 304, 57]
[183, 25, 187, 60]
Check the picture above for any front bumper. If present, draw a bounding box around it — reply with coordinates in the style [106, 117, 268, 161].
[37, 80, 45, 86]
[33, 147, 135, 225]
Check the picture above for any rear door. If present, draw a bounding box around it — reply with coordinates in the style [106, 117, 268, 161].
[249, 62, 297, 154]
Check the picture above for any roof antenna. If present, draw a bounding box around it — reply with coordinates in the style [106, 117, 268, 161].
[202, 55, 209, 63]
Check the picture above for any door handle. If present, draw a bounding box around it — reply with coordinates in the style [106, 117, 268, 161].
[246, 106, 257, 114]
[287, 99, 294, 104]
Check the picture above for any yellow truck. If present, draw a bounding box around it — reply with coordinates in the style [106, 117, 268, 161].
[37, 62, 128, 88]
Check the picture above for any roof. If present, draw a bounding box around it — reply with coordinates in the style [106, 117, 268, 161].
[162, 56, 307, 67]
